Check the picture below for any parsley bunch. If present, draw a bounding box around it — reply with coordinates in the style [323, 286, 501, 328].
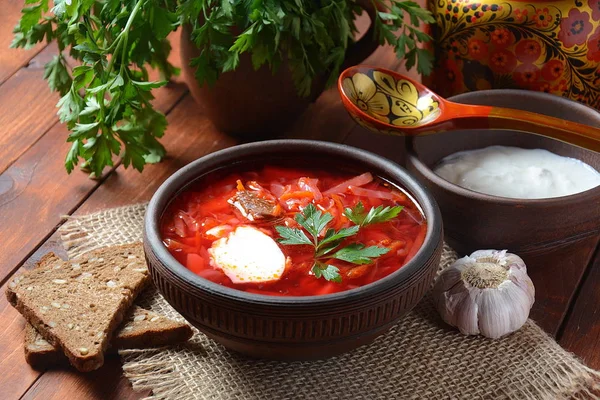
[185, 0, 434, 96]
[276, 203, 403, 282]
[12, 0, 179, 177]
[12, 0, 433, 176]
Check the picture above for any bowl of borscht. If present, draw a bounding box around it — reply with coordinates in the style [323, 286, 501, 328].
[144, 140, 443, 360]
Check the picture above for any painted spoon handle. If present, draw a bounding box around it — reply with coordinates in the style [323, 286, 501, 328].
[444, 102, 600, 152]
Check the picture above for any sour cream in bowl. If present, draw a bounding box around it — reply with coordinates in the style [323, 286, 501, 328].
[434, 146, 600, 199]
[406, 89, 600, 291]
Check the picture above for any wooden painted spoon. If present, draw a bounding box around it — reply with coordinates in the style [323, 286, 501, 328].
[338, 65, 600, 152]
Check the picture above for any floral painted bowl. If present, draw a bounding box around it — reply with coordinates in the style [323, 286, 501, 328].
[427, 0, 600, 109]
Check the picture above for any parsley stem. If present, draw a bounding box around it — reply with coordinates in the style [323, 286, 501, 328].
[106, 0, 144, 75]
[99, 0, 144, 120]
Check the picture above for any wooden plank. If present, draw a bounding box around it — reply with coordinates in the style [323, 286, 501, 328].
[527, 236, 600, 336]
[20, 359, 146, 400]
[0, 0, 47, 85]
[559, 247, 600, 370]
[0, 44, 61, 174]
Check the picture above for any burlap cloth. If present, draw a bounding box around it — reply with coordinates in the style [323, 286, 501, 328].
[59, 204, 600, 400]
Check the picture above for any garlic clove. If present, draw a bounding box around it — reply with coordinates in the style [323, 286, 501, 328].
[436, 283, 467, 329]
[502, 280, 534, 330]
[435, 268, 482, 335]
[508, 266, 535, 305]
[432, 266, 465, 326]
[433, 264, 464, 292]
[478, 286, 514, 339]
[454, 288, 481, 335]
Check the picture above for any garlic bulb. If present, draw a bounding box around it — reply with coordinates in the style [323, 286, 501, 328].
[432, 250, 535, 339]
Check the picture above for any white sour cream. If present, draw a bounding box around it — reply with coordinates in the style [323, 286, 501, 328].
[209, 226, 286, 284]
[434, 146, 600, 199]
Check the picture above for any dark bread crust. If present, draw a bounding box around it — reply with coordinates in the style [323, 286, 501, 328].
[7, 243, 149, 372]
[24, 307, 192, 369]
[24, 320, 66, 368]
[112, 308, 193, 349]
[19, 254, 66, 368]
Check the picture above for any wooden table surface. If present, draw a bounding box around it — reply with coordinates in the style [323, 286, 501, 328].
[1, 2, 599, 398]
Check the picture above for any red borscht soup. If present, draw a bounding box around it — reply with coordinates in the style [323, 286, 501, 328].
[161, 166, 426, 296]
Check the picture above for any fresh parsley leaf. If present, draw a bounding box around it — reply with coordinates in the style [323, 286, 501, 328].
[316, 226, 360, 253]
[363, 205, 404, 226]
[65, 141, 81, 174]
[150, 9, 177, 40]
[43, 55, 71, 95]
[56, 90, 83, 124]
[344, 202, 365, 225]
[312, 263, 342, 283]
[373, 1, 434, 76]
[332, 244, 390, 265]
[276, 226, 313, 246]
[416, 48, 435, 76]
[18, 4, 44, 34]
[344, 202, 404, 226]
[131, 80, 167, 91]
[315, 226, 361, 258]
[295, 204, 333, 241]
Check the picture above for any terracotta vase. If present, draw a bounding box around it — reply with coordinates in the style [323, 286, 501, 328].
[427, 0, 600, 109]
[180, 4, 380, 137]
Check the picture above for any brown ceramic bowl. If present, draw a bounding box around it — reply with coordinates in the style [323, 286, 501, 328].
[144, 140, 443, 360]
[406, 90, 600, 272]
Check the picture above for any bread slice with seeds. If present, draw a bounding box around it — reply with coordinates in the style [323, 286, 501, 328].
[24, 306, 193, 368]
[6, 243, 149, 372]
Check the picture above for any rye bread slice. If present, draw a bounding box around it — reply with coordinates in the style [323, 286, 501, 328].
[6, 243, 149, 372]
[25, 307, 193, 368]
[113, 307, 193, 348]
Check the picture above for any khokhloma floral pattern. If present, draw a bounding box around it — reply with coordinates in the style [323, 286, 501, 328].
[429, 0, 600, 109]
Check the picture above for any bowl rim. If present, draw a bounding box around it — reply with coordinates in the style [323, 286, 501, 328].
[145, 139, 442, 305]
[407, 89, 600, 205]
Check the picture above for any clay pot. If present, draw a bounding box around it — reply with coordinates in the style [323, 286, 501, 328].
[427, 0, 600, 109]
[144, 140, 443, 360]
[406, 89, 600, 273]
[180, 4, 381, 137]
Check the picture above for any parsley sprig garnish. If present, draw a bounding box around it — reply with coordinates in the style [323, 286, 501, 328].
[344, 202, 404, 226]
[276, 203, 403, 283]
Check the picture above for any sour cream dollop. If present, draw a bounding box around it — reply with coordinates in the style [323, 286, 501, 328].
[434, 145, 600, 199]
[208, 226, 286, 284]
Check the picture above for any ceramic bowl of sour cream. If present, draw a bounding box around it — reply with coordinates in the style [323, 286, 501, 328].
[406, 89, 600, 278]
